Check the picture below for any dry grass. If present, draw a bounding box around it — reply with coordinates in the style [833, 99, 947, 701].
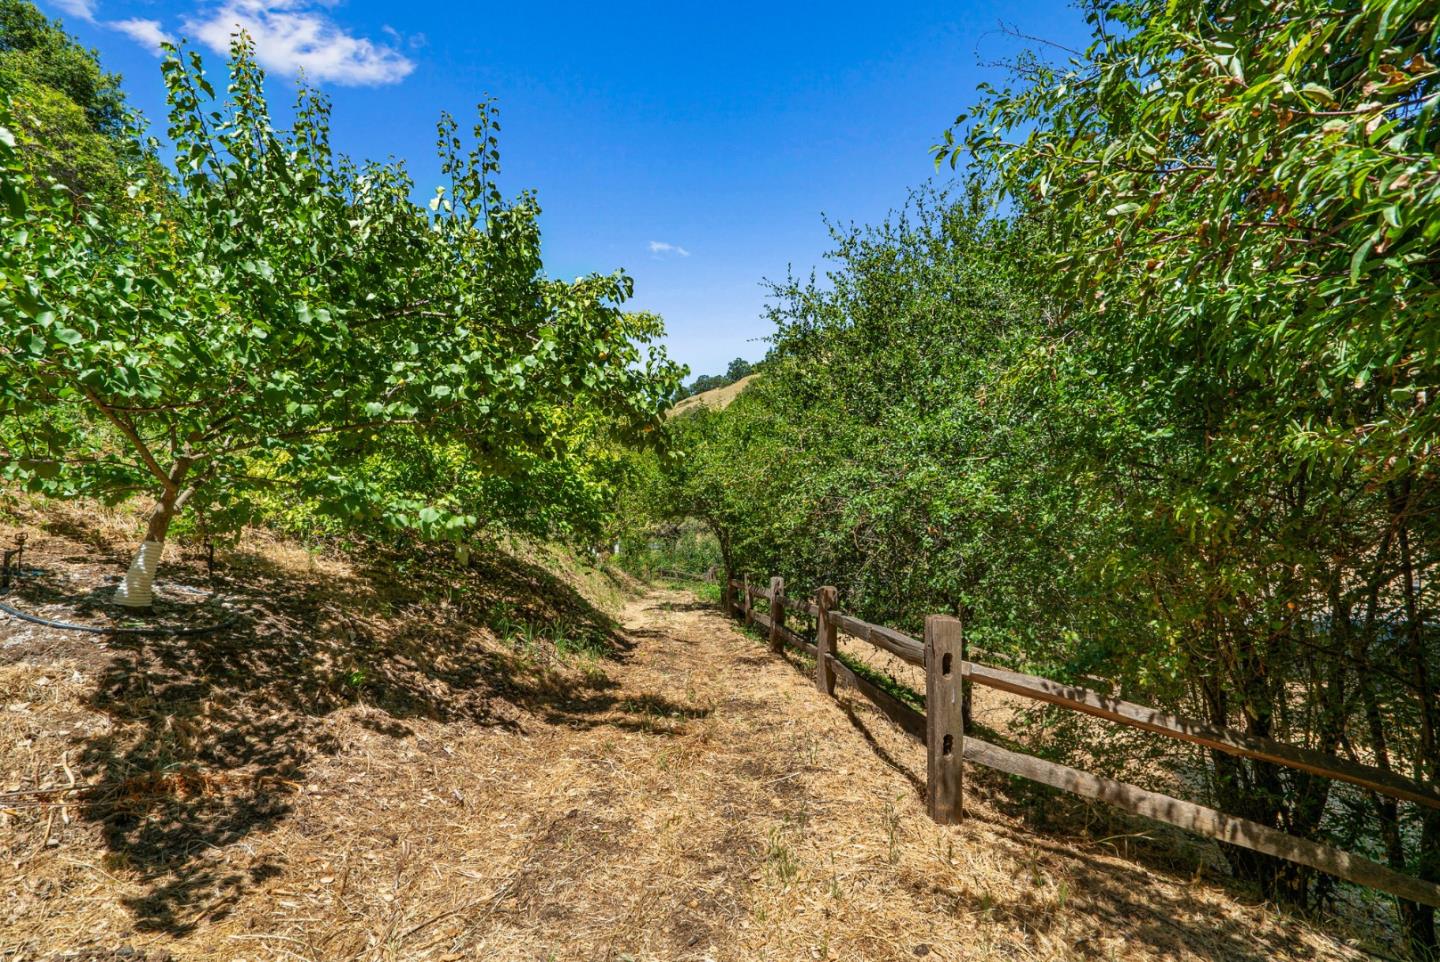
[668, 374, 760, 418]
[0, 503, 1394, 961]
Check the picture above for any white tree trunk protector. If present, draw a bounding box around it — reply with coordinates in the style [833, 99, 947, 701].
[114, 540, 163, 608]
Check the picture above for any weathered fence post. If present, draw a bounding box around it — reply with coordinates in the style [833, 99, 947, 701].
[769, 577, 785, 653]
[742, 574, 752, 627]
[815, 585, 838, 695]
[925, 614, 965, 825]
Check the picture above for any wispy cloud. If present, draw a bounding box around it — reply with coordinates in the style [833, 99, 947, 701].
[382, 24, 427, 50]
[50, 0, 97, 21]
[184, 0, 416, 86]
[648, 240, 691, 258]
[108, 17, 174, 53]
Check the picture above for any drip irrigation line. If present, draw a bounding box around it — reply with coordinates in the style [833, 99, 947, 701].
[0, 568, 236, 637]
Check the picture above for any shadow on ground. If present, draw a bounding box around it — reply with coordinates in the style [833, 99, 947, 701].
[7, 521, 686, 937]
[769, 645, 1344, 962]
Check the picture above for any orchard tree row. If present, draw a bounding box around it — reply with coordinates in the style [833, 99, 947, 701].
[0, 3, 682, 602]
[631, 0, 1440, 954]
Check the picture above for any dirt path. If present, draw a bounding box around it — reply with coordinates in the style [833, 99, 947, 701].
[452, 587, 1367, 962]
[292, 587, 1358, 962]
[4, 582, 1374, 961]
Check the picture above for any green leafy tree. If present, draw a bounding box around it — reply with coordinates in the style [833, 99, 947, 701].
[640, 395, 791, 580]
[7, 76, 128, 200]
[676, 356, 756, 399]
[0, 0, 132, 199]
[644, 189, 1095, 646]
[648, 157, 1439, 952]
[938, 0, 1440, 948]
[723, 357, 753, 382]
[941, 0, 1439, 481]
[1, 37, 681, 605]
[0, 0, 125, 133]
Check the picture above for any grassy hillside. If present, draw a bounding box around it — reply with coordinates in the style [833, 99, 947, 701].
[669, 373, 759, 418]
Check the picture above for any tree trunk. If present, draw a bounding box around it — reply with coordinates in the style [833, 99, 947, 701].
[1413, 813, 1440, 958]
[712, 522, 735, 616]
[1395, 481, 1440, 958]
[115, 466, 192, 609]
[1203, 638, 1293, 901]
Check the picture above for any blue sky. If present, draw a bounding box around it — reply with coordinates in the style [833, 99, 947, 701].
[43, 0, 1090, 380]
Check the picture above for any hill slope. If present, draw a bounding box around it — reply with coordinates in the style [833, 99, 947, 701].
[0, 509, 1385, 961]
[669, 373, 759, 418]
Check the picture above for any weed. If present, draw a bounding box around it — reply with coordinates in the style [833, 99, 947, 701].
[883, 796, 903, 864]
[767, 823, 800, 886]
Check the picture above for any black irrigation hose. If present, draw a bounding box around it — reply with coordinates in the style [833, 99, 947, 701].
[0, 571, 237, 637]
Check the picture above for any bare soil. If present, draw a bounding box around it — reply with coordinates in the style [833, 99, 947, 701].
[0, 510, 1383, 961]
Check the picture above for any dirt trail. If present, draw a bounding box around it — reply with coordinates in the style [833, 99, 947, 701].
[512, 588, 1369, 962]
[4, 581, 1375, 961]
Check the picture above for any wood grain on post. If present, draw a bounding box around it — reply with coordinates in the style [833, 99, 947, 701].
[742, 574, 752, 627]
[925, 615, 965, 825]
[815, 586, 838, 696]
[769, 577, 785, 654]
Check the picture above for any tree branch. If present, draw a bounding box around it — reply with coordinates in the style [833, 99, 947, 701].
[80, 386, 177, 493]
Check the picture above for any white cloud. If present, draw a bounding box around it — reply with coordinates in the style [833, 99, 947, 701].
[185, 0, 416, 86]
[107, 18, 174, 53]
[50, 0, 97, 22]
[382, 23, 426, 51]
[648, 240, 691, 258]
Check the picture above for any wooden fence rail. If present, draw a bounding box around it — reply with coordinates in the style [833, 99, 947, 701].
[724, 575, 1440, 909]
[655, 567, 715, 582]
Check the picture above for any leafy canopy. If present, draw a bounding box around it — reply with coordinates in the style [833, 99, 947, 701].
[0, 36, 682, 543]
[940, 0, 1440, 483]
[0, 0, 125, 134]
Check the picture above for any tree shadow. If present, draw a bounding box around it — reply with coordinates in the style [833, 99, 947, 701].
[837, 697, 926, 798]
[4, 563, 227, 629]
[723, 608, 1350, 962]
[967, 815, 1329, 962]
[650, 599, 716, 613]
[37, 531, 668, 936]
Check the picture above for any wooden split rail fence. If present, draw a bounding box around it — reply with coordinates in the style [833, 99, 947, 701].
[721, 574, 1440, 909]
[655, 567, 717, 583]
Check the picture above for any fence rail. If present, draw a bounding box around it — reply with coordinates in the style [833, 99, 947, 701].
[721, 574, 1440, 909]
[654, 567, 716, 582]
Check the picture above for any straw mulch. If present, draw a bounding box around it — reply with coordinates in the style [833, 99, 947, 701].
[0, 512, 1386, 961]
